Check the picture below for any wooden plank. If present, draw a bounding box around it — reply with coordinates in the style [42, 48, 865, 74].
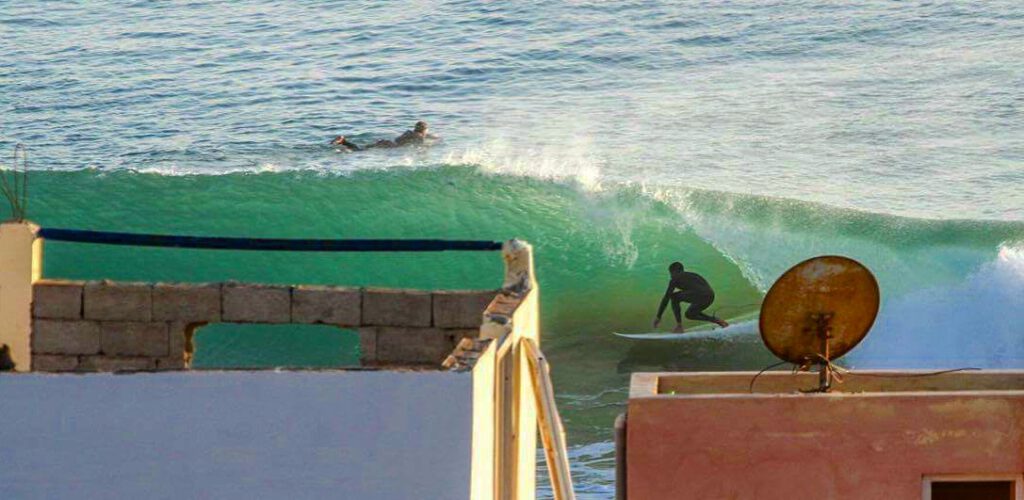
[523, 337, 576, 500]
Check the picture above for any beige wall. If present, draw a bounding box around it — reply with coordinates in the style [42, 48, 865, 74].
[0, 221, 41, 371]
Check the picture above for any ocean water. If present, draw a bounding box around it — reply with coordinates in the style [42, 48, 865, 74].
[3, 1, 1024, 497]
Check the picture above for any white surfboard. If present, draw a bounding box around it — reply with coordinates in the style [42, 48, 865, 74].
[614, 313, 760, 341]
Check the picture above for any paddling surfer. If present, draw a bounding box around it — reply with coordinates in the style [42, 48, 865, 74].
[330, 135, 362, 151]
[653, 262, 729, 333]
[371, 120, 439, 148]
[331, 121, 440, 151]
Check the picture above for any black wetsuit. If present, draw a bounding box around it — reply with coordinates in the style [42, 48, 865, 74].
[394, 130, 425, 147]
[368, 130, 437, 149]
[336, 138, 361, 151]
[656, 271, 719, 324]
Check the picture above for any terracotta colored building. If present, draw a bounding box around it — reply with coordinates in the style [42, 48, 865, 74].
[620, 371, 1024, 500]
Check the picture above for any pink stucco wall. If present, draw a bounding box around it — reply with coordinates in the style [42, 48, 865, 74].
[627, 373, 1024, 500]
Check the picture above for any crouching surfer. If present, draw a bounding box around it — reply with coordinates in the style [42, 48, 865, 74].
[653, 261, 729, 333]
[331, 121, 440, 151]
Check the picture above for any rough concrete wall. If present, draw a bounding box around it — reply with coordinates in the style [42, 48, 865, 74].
[0, 371, 474, 500]
[31, 279, 496, 372]
[627, 391, 1024, 500]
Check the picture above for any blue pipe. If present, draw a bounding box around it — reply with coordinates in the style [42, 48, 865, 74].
[37, 228, 503, 252]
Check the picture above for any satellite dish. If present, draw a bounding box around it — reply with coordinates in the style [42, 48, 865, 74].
[759, 255, 880, 392]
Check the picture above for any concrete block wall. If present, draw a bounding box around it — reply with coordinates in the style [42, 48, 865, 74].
[31, 279, 496, 373]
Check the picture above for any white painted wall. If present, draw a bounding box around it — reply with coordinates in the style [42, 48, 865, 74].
[0, 371, 473, 500]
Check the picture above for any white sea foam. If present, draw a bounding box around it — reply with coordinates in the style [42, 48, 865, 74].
[126, 162, 293, 176]
[443, 137, 604, 191]
[850, 243, 1024, 369]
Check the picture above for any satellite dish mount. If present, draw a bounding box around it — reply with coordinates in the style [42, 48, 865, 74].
[807, 312, 835, 392]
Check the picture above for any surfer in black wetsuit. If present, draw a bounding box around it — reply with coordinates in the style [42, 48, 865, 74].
[653, 261, 729, 333]
[369, 120, 439, 148]
[330, 135, 362, 151]
[332, 121, 440, 151]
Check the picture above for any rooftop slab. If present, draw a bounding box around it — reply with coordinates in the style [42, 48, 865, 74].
[626, 371, 1024, 500]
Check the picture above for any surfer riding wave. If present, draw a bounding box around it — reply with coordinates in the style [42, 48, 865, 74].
[654, 261, 729, 333]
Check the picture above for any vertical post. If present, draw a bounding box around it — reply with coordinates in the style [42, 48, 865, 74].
[511, 242, 538, 500]
[815, 312, 834, 392]
[488, 239, 539, 500]
[501, 239, 535, 296]
[614, 413, 627, 500]
[0, 221, 41, 371]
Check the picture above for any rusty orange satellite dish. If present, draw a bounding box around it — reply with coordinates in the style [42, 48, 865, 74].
[759, 255, 880, 366]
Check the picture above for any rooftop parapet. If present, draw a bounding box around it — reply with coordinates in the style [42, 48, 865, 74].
[621, 370, 1024, 500]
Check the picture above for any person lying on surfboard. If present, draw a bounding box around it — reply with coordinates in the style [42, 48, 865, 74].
[653, 261, 729, 333]
[330, 135, 362, 151]
[331, 121, 440, 151]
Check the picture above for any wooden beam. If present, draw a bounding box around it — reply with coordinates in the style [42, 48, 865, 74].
[523, 337, 576, 500]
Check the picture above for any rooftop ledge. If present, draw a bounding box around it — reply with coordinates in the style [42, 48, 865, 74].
[630, 370, 1024, 398]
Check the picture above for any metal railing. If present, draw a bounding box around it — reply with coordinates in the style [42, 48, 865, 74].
[37, 228, 503, 252]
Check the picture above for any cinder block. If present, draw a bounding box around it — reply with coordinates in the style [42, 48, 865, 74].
[222, 284, 290, 323]
[153, 283, 220, 322]
[154, 356, 186, 370]
[443, 328, 480, 347]
[375, 327, 452, 365]
[84, 281, 152, 321]
[432, 290, 496, 328]
[484, 292, 522, 319]
[101, 321, 169, 357]
[32, 354, 79, 372]
[363, 289, 432, 327]
[292, 285, 361, 325]
[169, 322, 186, 357]
[358, 327, 378, 363]
[32, 320, 101, 355]
[78, 356, 155, 372]
[33, 280, 84, 319]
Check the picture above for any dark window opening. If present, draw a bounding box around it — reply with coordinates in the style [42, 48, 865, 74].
[931, 481, 1015, 500]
